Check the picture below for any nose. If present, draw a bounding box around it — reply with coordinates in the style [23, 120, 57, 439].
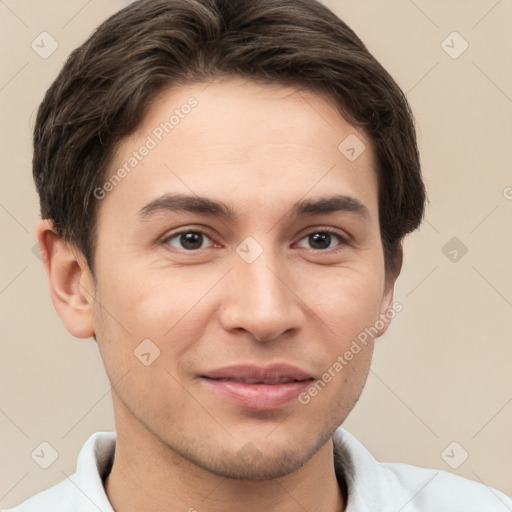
[218, 247, 304, 342]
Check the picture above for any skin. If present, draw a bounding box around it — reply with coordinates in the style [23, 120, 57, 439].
[39, 77, 401, 512]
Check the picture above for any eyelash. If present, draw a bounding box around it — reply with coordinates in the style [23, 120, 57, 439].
[161, 227, 349, 253]
[296, 228, 349, 252]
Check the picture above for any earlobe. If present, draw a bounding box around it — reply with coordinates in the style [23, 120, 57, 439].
[36, 219, 96, 339]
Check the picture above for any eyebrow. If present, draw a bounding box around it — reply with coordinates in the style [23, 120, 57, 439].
[138, 193, 370, 221]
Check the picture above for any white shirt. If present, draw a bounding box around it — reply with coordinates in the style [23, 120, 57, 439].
[5, 428, 512, 511]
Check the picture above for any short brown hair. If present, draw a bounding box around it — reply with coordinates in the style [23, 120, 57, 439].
[33, 0, 425, 274]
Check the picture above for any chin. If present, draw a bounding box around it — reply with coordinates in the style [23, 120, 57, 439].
[192, 446, 311, 481]
[164, 425, 335, 482]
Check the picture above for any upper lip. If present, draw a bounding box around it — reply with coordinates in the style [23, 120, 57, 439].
[200, 364, 314, 384]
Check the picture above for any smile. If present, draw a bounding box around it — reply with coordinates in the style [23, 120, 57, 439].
[200, 364, 315, 410]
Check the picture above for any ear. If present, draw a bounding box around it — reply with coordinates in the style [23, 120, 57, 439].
[36, 219, 95, 339]
[375, 242, 403, 338]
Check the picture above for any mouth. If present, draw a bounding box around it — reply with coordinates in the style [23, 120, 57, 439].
[203, 376, 310, 384]
[199, 364, 315, 410]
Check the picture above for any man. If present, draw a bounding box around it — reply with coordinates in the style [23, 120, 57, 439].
[6, 0, 511, 510]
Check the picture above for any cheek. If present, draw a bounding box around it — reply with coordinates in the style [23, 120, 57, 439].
[94, 263, 177, 327]
[309, 266, 385, 338]
[92, 264, 210, 365]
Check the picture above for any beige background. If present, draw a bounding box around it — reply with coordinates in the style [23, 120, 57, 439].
[1, 0, 511, 507]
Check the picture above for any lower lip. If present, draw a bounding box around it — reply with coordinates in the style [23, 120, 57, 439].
[201, 378, 313, 410]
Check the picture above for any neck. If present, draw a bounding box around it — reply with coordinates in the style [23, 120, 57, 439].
[105, 407, 346, 512]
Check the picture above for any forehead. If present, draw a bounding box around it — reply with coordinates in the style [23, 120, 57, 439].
[99, 77, 378, 224]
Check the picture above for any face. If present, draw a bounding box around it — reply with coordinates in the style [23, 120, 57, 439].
[87, 77, 396, 479]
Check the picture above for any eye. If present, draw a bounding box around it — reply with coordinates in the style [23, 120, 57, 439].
[163, 230, 215, 251]
[296, 229, 347, 251]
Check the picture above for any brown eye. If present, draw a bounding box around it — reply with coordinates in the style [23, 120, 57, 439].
[296, 230, 346, 251]
[164, 231, 212, 251]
